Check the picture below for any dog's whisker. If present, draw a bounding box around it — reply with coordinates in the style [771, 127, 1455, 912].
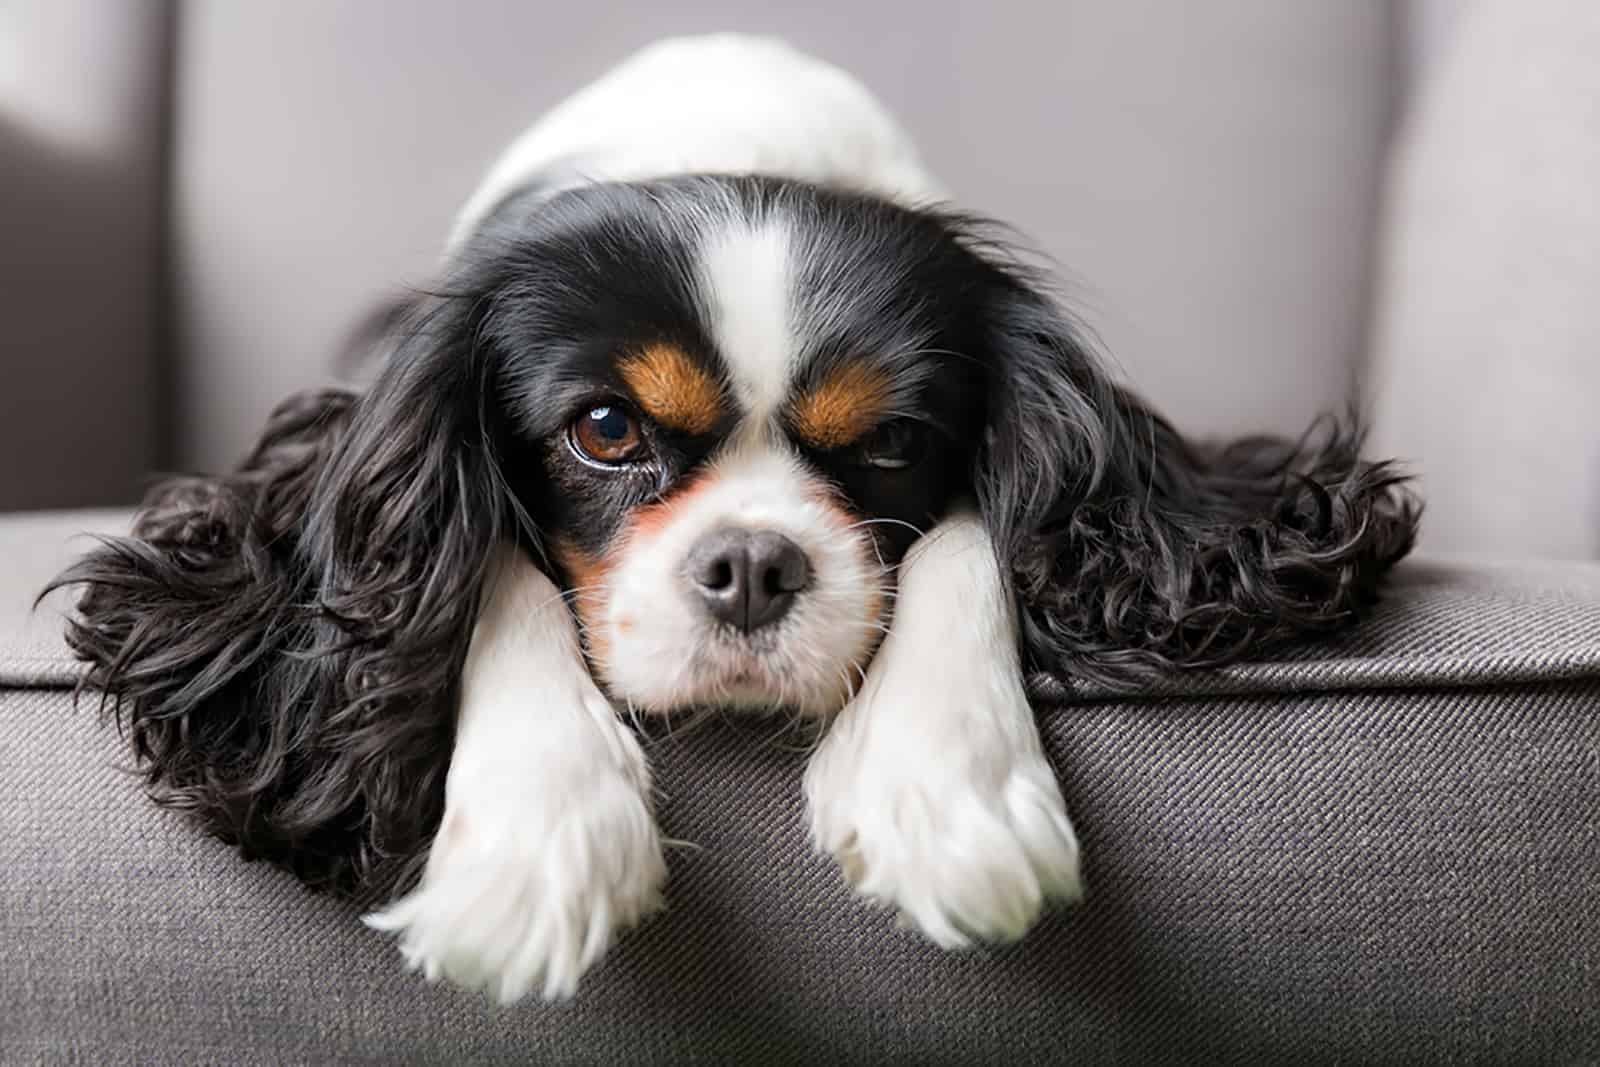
[844, 517, 928, 539]
[530, 583, 609, 614]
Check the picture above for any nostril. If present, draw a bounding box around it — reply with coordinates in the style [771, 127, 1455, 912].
[760, 558, 808, 597]
[706, 559, 735, 591]
[761, 566, 787, 597]
[751, 532, 811, 598]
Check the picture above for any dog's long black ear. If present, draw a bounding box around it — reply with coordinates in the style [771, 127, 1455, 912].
[976, 283, 1420, 692]
[51, 291, 511, 897]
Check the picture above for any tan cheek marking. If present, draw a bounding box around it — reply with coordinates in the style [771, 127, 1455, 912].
[789, 363, 894, 450]
[550, 538, 616, 672]
[618, 343, 725, 436]
[623, 470, 716, 546]
[556, 475, 716, 668]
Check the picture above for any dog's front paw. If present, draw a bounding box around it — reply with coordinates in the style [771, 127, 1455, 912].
[364, 767, 666, 1003]
[804, 665, 1081, 949]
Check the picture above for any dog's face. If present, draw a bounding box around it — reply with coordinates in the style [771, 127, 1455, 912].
[474, 178, 990, 716]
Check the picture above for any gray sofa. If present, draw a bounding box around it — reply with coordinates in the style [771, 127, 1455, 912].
[5, 2, 1600, 1063]
[9, 517, 1600, 1063]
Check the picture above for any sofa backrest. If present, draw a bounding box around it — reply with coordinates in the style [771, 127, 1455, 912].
[165, 1, 1398, 468]
[0, 0, 171, 510]
[1368, 0, 1600, 560]
[5, 1, 1403, 522]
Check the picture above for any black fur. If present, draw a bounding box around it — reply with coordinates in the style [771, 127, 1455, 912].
[977, 281, 1417, 689]
[51, 284, 512, 898]
[47, 175, 1419, 901]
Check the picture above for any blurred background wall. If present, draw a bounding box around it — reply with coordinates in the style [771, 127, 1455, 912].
[0, 0, 170, 509]
[2, 1, 1597, 558]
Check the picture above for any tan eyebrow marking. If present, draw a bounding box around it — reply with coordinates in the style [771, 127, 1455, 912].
[789, 363, 895, 450]
[617, 343, 725, 435]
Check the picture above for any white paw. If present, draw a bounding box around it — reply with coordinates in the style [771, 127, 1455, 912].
[804, 510, 1081, 948]
[806, 726, 1082, 949]
[364, 766, 666, 1003]
[806, 659, 1081, 953]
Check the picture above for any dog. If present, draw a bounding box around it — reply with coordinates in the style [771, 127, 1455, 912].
[53, 35, 1417, 1003]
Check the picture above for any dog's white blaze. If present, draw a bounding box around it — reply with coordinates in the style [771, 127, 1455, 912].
[699, 217, 797, 427]
[803, 512, 1083, 948]
[364, 547, 665, 1004]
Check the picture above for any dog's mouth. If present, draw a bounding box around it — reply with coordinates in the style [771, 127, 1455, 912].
[686, 648, 817, 711]
[626, 629, 873, 719]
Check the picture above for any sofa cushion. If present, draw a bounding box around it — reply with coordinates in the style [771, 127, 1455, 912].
[5, 510, 1600, 1063]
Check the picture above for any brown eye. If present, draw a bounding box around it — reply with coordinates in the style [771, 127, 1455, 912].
[570, 404, 646, 466]
[854, 419, 927, 471]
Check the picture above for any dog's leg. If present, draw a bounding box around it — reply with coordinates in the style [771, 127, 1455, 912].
[366, 545, 665, 1002]
[804, 511, 1081, 947]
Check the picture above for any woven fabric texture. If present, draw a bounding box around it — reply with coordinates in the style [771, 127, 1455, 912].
[4, 517, 1600, 1064]
[6, 682, 1598, 1065]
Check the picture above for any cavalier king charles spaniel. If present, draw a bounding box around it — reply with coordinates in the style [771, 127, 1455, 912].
[55, 35, 1417, 1003]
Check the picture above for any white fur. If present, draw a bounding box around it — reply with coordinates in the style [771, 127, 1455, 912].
[599, 437, 883, 718]
[699, 217, 798, 425]
[803, 512, 1082, 947]
[447, 34, 944, 252]
[365, 546, 666, 1003]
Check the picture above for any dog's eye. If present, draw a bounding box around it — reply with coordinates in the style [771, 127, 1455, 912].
[854, 419, 926, 471]
[570, 404, 647, 466]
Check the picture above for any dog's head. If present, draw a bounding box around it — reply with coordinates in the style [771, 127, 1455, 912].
[455, 178, 994, 715]
[57, 171, 1416, 892]
[313, 172, 1419, 718]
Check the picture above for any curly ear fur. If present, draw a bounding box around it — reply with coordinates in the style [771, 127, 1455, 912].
[978, 286, 1421, 692]
[49, 295, 509, 899]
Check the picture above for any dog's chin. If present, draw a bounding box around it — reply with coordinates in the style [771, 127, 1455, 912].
[600, 626, 881, 721]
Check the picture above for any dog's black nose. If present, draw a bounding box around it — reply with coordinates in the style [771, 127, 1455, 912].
[686, 527, 811, 632]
